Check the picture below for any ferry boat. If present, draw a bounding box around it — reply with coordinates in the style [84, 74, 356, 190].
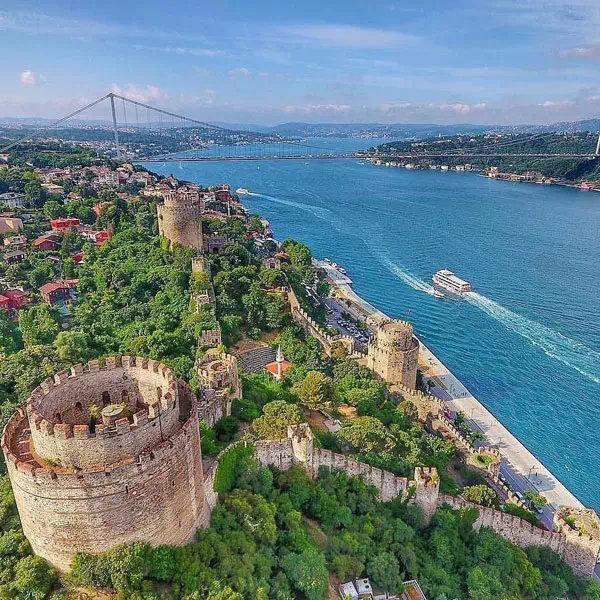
[432, 269, 472, 295]
[432, 289, 445, 299]
[236, 187, 250, 195]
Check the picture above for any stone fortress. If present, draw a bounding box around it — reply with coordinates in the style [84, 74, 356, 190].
[1, 357, 210, 571]
[4, 184, 598, 578]
[367, 319, 420, 389]
[196, 349, 242, 427]
[157, 188, 204, 250]
[248, 424, 600, 578]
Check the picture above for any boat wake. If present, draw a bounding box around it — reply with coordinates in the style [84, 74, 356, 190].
[380, 257, 438, 296]
[245, 192, 332, 221]
[465, 292, 600, 385]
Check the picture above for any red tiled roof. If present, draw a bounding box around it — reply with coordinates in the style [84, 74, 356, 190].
[39, 281, 66, 295]
[264, 360, 292, 376]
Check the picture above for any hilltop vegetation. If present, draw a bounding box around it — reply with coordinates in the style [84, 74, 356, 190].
[374, 132, 600, 183]
[1, 142, 600, 599]
[70, 450, 600, 600]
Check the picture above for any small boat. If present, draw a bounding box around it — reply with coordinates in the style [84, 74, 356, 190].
[236, 187, 250, 195]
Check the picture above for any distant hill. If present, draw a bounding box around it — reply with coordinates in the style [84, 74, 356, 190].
[0, 116, 598, 138]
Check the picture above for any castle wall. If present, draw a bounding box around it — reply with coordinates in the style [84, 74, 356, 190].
[287, 289, 355, 357]
[196, 351, 241, 427]
[247, 426, 598, 577]
[1, 357, 209, 571]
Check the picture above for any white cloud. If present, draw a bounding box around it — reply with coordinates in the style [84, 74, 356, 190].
[131, 44, 226, 57]
[380, 102, 414, 113]
[439, 103, 487, 114]
[0, 10, 207, 43]
[537, 100, 575, 108]
[228, 67, 251, 79]
[276, 24, 418, 49]
[559, 45, 600, 59]
[111, 83, 167, 104]
[284, 104, 351, 114]
[20, 70, 37, 86]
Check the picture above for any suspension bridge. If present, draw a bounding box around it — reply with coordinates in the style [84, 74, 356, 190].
[1, 92, 600, 162]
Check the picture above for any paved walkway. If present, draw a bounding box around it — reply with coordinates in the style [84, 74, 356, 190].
[419, 342, 584, 517]
[316, 258, 585, 519]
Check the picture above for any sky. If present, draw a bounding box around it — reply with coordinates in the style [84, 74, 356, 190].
[1, 0, 600, 125]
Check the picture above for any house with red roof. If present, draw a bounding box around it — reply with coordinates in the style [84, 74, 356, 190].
[39, 281, 70, 305]
[33, 234, 60, 252]
[50, 217, 80, 232]
[4, 289, 26, 310]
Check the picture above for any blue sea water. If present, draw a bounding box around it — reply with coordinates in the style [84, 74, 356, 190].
[143, 138, 600, 510]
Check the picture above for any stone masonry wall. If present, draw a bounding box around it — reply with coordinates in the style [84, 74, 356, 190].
[287, 288, 354, 357]
[242, 426, 598, 577]
[157, 196, 203, 250]
[2, 357, 210, 571]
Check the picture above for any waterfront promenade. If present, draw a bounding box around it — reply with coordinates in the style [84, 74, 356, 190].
[316, 259, 584, 522]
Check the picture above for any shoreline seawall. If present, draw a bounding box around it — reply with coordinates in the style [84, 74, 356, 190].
[315, 259, 584, 521]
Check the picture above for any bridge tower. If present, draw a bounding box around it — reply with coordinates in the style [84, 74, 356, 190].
[595, 132, 600, 157]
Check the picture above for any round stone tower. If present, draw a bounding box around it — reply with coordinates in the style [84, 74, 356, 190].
[1, 356, 210, 571]
[157, 190, 204, 249]
[367, 319, 419, 389]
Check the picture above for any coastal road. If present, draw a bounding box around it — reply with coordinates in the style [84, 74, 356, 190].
[420, 343, 584, 523]
[315, 257, 586, 529]
[315, 259, 388, 328]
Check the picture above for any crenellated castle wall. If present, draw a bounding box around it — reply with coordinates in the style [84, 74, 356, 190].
[196, 350, 242, 427]
[244, 425, 599, 577]
[287, 288, 355, 357]
[1, 357, 210, 571]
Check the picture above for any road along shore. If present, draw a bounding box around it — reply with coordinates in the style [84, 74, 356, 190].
[315, 259, 584, 519]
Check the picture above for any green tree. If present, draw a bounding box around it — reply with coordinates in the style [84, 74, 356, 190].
[24, 180, 46, 207]
[53, 330, 93, 365]
[252, 400, 304, 440]
[43, 200, 66, 220]
[18, 304, 60, 347]
[0, 310, 20, 353]
[462, 485, 498, 508]
[367, 551, 405, 594]
[11, 555, 56, 599]
[524, 490, 547, 511]
[292, 371, 336, 411]
[337, 416, 395, 452]
[28, 263, 54, 289]
[280, 547, 328, 600]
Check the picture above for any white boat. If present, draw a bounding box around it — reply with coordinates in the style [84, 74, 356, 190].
[432, 289, 445, 299]
[432, 269, 472, 295]
[236, 187, 250, 195]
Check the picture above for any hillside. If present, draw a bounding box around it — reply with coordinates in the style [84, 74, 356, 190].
[373, 132, 600, 184]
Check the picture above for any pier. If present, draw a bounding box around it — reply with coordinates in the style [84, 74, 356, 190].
[315, 259, 584, 525]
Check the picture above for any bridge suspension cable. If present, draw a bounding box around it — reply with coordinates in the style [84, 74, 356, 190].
[0, 93, 112, 154]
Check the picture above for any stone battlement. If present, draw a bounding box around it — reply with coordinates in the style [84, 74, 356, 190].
[293, 305, 355, 355]
[249, 424, 598, 577]
[379, 318, 414, 336]
[6, 356, 182, 472]
[196, 350, 241, 427]
[1, 358, 209, 571]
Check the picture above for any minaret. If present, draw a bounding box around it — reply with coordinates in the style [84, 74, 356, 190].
[276, 345, 285, 380]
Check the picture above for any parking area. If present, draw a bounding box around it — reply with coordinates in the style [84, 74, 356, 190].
[323, 296, 373, 347]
